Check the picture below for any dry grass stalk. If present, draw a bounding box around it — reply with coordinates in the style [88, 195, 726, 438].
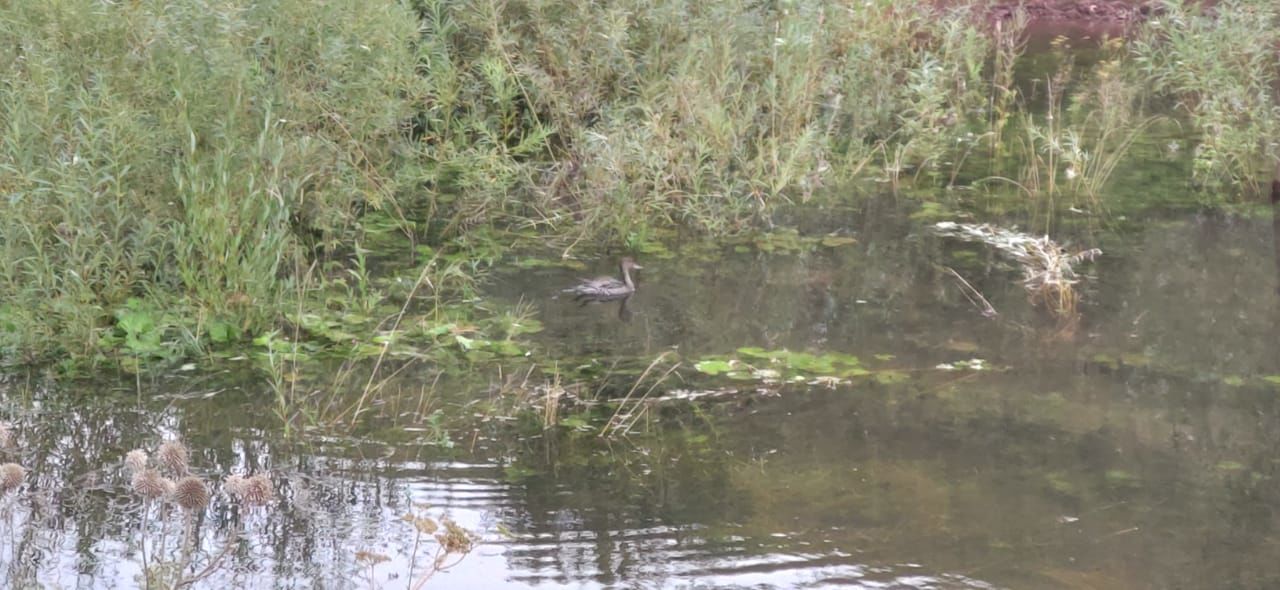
[933, 221, 1101, 318]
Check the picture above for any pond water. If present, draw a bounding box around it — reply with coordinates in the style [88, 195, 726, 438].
[6, 198, 1280, 589]
[6, 39, 1280, 590]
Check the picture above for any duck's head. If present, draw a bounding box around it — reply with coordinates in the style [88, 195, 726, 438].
[620, 257, 643, 271]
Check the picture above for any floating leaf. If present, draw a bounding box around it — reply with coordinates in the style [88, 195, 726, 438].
[786, 352, 836, 374]
[507, 318, 545, 336]
[1045, 471, 1076, 495]
[486, 340, 526, 357]
[1104, 469, 1139, 487]
[1091, 354, 1120, 370]
[694, 360, 734, 375]
[206, 321, 238, 344]
[736, 346, 774, 360]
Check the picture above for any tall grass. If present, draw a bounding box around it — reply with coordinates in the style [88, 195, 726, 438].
[408, 0, 995, 234]
[1131, 0, 1280, 193]
[1003, 38, 1161, 222]
[0, 0, 428, 362]
[0, 0, 1002, 365]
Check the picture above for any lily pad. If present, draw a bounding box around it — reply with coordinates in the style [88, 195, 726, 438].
[736, 346, 775, 360]
[694, 360, 735, 375]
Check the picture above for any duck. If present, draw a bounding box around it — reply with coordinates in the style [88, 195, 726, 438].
[562, 258, 643, 303]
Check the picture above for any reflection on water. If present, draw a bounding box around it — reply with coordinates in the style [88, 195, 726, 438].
[4, 204, 1280, 588]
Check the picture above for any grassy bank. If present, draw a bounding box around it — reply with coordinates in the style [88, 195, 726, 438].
[0, 0, 998, 365]
[1, 0, 1278, 367]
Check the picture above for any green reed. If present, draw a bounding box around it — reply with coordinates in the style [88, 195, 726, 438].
[1131, 0, 1280, 194]
[0, 0, 429, 364]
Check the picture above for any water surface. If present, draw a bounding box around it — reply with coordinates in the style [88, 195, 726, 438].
[5, 198, 1280, 589]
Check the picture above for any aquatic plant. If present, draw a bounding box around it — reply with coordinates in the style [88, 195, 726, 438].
[991, 36, 1161, 218]
[601, 352, 682, 437]
[933, 222, 1101, 320]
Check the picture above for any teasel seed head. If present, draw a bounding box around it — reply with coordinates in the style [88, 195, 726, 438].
[0, 463, 25, 493]
[131, 469, 169, 500]
[242, 474, 273, 506]
[224, 474, 247, 496]
[174, 476, 209, 511]
[157, 441, 190, 476]
[125, 450, 148, 474]
[225, 473, 274, 507]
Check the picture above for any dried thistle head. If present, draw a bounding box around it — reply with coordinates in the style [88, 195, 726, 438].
[225, 473, 273, 507]
[157, 441, 190, 476]
[224, 474, 247, 496]
[173, 476, 209, 511]
[242, 474, 273, 507]
[125, 450, 148, 474]
[131, 469, 170, 500]
[0, 463, 24, 493]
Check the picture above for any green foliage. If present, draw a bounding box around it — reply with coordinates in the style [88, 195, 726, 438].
[404, 0, 994, 235]
[1131, 0, 1280, 192]
[0, 0, 428, 363]
[6, 0, 1276, 368]
[694, 348, 871, 383]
